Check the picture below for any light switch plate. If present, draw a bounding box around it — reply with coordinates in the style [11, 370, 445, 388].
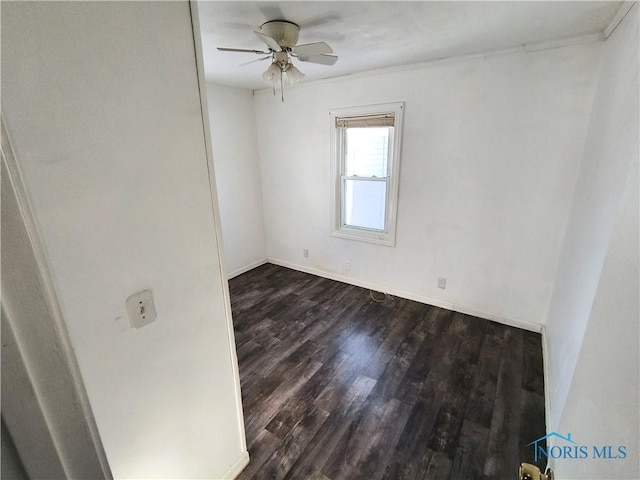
[126, 290, 156, 329]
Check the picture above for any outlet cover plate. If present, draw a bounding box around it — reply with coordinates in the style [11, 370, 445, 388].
[126, 290, 157, 329]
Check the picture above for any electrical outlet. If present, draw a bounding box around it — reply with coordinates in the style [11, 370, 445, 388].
[303, 249, 309, 258]
[344, 261, 351, 273]
[438, 277, 447, 289]
[126, 290, 157, 329]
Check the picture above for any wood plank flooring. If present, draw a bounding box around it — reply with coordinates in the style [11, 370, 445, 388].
[229, 264, 546, 480]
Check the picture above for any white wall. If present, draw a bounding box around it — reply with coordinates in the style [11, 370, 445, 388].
[2, 2, 247, 478]
[545, 4, 638, 431]
[557, 147, 638, 480]
[254, 42, 601, 329]
[206, 84, 267, 277]
[546, 6, 639, 479]
[2, 127, 109, 479]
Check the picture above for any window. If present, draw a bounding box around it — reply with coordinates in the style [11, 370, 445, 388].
[330, 102, 404, 246]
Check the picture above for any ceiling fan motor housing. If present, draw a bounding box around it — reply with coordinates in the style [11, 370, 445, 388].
[260, 20, 300, 49]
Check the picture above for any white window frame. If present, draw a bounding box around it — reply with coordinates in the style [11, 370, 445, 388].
[330, 102, 404, 246]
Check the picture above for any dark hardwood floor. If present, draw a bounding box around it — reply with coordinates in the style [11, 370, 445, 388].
[229, 263, 546, 480]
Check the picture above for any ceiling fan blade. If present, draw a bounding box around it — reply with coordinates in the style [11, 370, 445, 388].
[217, 47, 270, 54]
[298, 13, 340, 30]
[297, 54, 338, 66]
[239, 55, 271, 67]
[254, 30, 281, 52]
[291, 42, 333, 56]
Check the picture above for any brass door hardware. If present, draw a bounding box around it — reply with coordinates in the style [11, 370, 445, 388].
[519, 463, 554, 480]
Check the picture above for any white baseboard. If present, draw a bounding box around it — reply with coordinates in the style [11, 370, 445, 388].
[227, 258, 268, 279]
[222, 451, 250, 479]
[268, 258, 543, 333]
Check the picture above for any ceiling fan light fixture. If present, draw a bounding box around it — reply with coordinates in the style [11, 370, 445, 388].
[262, 62, 282, 87]
[285, 64, 305, 85]
[217, 18, 338, 100]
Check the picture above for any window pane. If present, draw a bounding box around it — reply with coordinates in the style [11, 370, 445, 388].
[343, 179, 387, 231]
[344, 127, 390, 177]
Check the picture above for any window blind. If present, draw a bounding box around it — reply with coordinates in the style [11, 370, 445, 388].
[335, 114, 395, 128]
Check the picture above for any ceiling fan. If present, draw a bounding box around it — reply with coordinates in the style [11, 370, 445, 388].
[217, 20, 338, 101]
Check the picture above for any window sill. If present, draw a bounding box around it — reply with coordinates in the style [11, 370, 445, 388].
[331, 226, 396, 246]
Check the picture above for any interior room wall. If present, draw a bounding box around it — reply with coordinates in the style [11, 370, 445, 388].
[253, 41, 602, 329]
[2, 142, 108, 478]
[206, 84, 267, 277]
[544, 5, 639, 478]
[2, 2, 247, 478]
[544, 4, 638, 431]
[556, 148, 638, 479]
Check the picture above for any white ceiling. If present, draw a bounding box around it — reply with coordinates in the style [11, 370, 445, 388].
[197, 1, 623, 90]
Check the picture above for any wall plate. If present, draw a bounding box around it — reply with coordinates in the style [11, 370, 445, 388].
[126, 290, 156, 329]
